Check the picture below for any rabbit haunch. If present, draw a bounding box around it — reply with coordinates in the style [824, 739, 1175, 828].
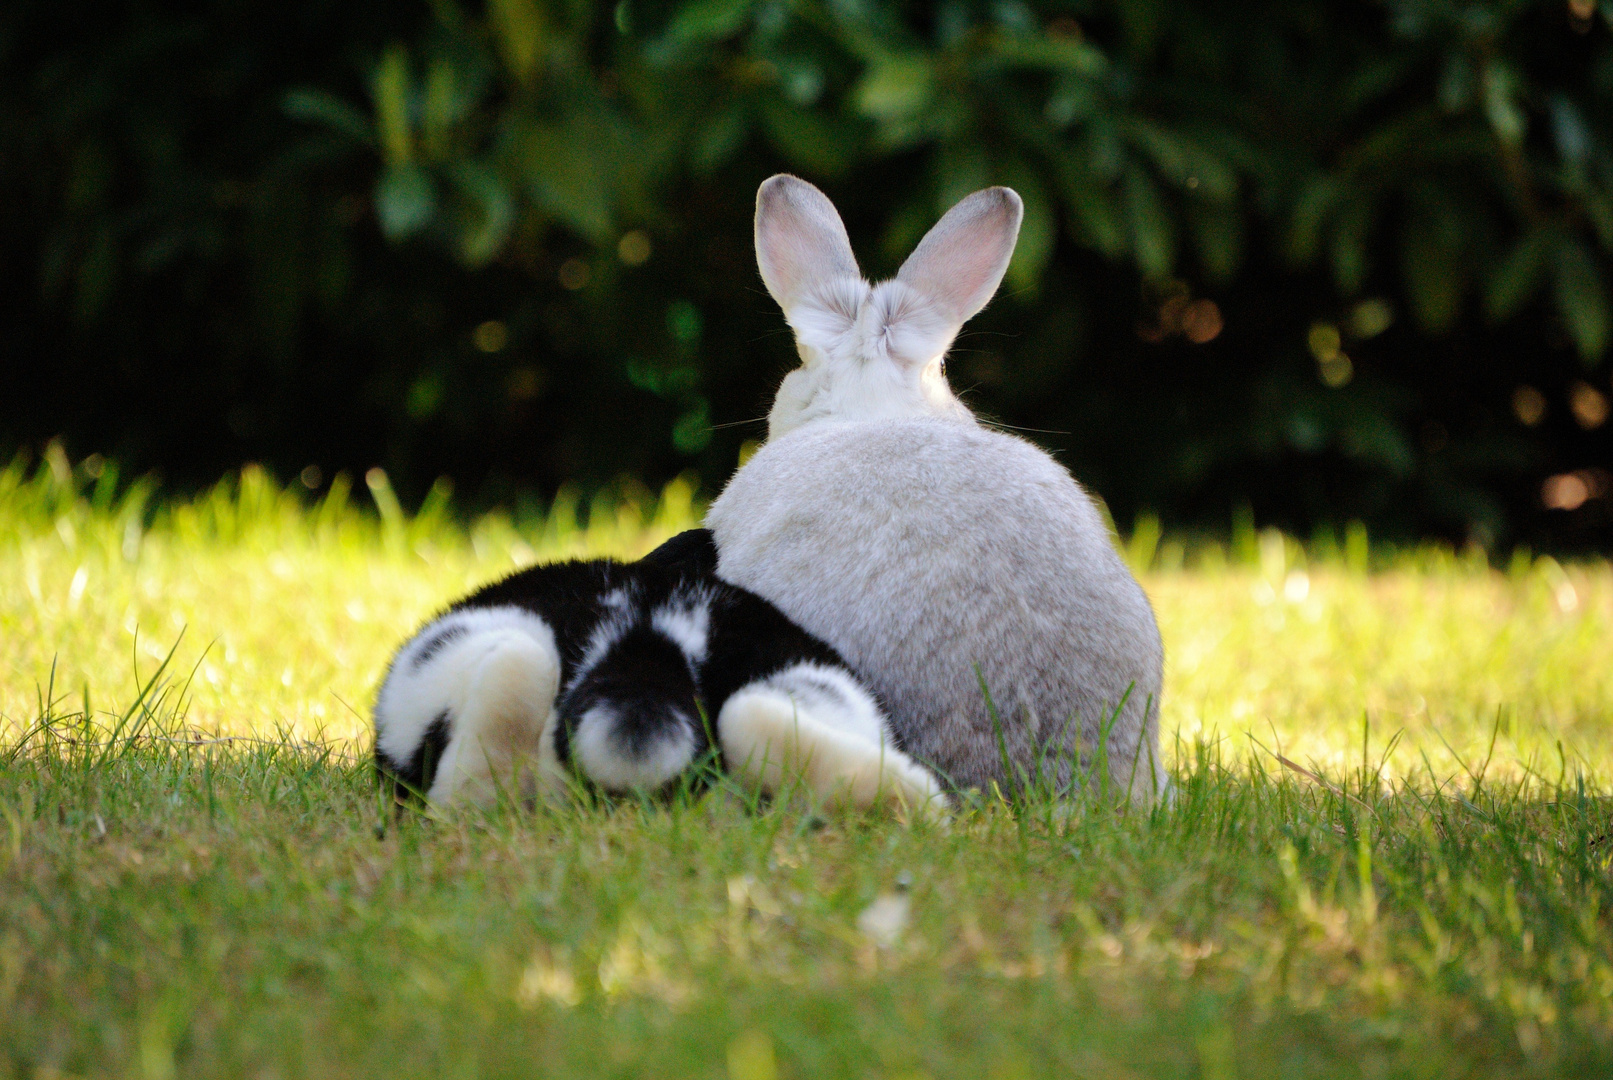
[706, 175, 1165, 801]
[372, 530, 944, 815]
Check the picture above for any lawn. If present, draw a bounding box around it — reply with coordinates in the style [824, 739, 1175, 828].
[2, 450, 1611, 1079]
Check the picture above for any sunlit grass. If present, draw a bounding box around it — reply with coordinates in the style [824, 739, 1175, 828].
[2, 447, 1611, 1078]
[3, 445, 1607, 781]
[0, 448, 702, 750]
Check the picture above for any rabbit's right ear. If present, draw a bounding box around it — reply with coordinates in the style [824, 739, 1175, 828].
[897, 187, 1022, 326]
[755, 175, 865, 337]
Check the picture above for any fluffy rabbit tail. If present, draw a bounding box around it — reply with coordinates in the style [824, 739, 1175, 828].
[374, 607, 566, 809]
[718, 664, 947, 820]
[556, 619, 710, 794]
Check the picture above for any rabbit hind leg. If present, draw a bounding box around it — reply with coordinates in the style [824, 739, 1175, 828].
[717, 664, 946, 819]
[427, 627, 566, 809]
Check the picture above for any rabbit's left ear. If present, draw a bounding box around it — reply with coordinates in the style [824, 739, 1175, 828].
[896, 188, 1022, 326]
[755, 175, 864, 323]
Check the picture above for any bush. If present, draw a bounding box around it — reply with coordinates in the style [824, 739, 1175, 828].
[3, 0, 1611, 549]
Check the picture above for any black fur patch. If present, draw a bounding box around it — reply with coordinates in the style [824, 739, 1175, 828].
[378, 711, 451, 805]
[697, 590, 857, 724]
[409, 623, 467, 670]
[638, 528, 719, 576]
[555, 624, 705, 784]
[450, 560, 632, 687]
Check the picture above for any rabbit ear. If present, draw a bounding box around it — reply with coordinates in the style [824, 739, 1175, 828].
[896, 187, 1023, 325]
[755, 175, 864, 322]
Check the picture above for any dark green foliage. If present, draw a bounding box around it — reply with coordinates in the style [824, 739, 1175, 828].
[3, 0, 1611, 548]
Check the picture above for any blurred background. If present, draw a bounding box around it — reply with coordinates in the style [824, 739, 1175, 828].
[3, 0, 1611, 551]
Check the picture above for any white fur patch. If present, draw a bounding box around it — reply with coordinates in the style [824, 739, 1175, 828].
[765, 279, 974, 440]
[570, 704, 697, 792]
[375, 606, 556, 767]
[374, 604, 566, 808]
[651, 591, 711, 665]
[717, 669, 946, 820]
[868, 279, 959, 371]
[757, 662, 885, 745]
[784, 276, 867, 353]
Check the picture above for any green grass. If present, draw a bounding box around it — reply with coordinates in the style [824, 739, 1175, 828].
[2, 448, 1612, 1078]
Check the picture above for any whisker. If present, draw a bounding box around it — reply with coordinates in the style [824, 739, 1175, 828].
[977, 417, 1073, 436]
[746, 328, 796, 345]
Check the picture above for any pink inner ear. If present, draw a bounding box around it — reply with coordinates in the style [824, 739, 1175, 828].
[754, 176, 861, 313]
[896, 188, 1022, 325]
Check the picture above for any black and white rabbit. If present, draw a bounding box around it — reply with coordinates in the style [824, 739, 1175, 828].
[373, 529, 944, 817]
[707, 176, 1166, 803]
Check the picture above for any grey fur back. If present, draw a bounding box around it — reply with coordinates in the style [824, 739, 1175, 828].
[707, 415, 1164, 798]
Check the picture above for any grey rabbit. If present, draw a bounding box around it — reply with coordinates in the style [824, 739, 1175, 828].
[706, 175, 1166, 802]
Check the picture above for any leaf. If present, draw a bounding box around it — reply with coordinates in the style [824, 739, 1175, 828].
[1001, 162, 1056, 294]
[758, 99, 854, 178]
[1482, 60, 1526, 149]
[372, 45, 413, 167]
[1341, 54, 1413, 115]
[853, 56, 933, 123]
[1584, 193, 1613, 248]
[1436, 53, 1472, 112]
[488, 0, 547, 83]
[1329, 197, 1373, 296]
[1549, 95, 1591, 166]
[1044, 74, 1098, 129]
[1402, 235, 1462, 332]
[990, 35, 1108, 78]
[1400, 189, 1464, 333]
[1190, 201, 1242, 283]
[692, 103, 751, 175]
[1340, 412, 1415, 478]
[1484, 227, 1553, 322]
[421, 61, 461, 161]
[1116, 0, 1163, 54]
[1055, 161, 1125, 260]
[520, 122, 613, 243]
[375, 163, 436, 240]
[662, 0, 755, 48]
[1124, 164, 1174, 279]
[880, 199, 934, 265]
[1123, 120, 1235, 199]
[1288, 174, 1342, 264]
[934, 143, 991, 214]
[776, 58, 825, 106]
[671, 400, 712, 453]
[449, 163, 515, 266]
[1553, 237, 1611, 363]
[282, 89, 374, 146]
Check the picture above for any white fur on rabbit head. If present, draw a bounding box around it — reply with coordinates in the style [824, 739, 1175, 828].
[755, 175, 1022, 439]
[710, 175, 1166, 803]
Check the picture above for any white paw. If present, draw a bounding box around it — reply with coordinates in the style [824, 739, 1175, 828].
[718, 689, 947, 820]
[432, 631, 565, 808]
